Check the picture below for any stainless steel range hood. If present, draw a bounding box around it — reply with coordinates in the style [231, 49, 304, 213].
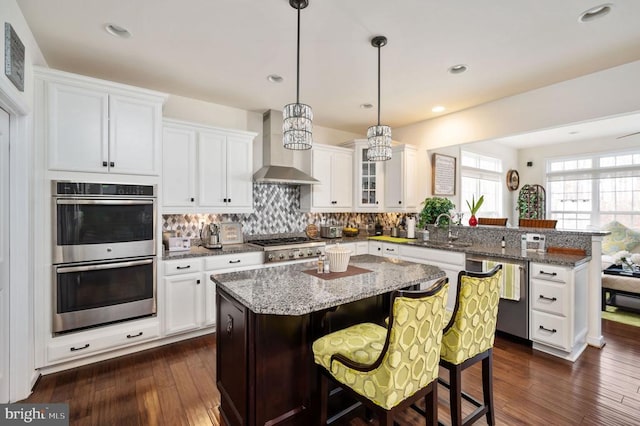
[253, 110, 319, 185]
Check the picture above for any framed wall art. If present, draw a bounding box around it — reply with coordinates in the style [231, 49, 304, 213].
[432, 153, 456, 196]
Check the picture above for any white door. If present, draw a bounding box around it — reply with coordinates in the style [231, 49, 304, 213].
[311, 148, 332, 208]
[162, 126, 197, 207]
[331, 151, 353, 208]
[0, 107, 10, 402]
[225, 135, 253, 208]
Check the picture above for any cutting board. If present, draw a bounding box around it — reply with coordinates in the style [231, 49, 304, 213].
[368, 236, 415, 243]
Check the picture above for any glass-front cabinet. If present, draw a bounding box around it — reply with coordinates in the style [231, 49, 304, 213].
[344, 140, 385, 212]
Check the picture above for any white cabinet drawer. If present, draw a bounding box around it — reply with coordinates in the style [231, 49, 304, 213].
[381, 243, 400, 257]
[355, 241, 369, 255]
[401, 245, 465, 265]
[530, 263, 568, 283]
[369, 241, 383, 255]
[530, 311, 570, 351]
[531, 280, 569, 316]
[163, 258, 203, 276]
[204, 251, 263, 271]
[47, 320, 160, 364]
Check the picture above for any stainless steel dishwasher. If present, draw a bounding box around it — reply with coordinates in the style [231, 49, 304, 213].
[465, 255, 529, 340]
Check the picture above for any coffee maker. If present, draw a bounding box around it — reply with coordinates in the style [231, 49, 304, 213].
[201, 223, 222, 249]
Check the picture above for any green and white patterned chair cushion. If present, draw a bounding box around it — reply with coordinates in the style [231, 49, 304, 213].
[313, 283, 448, 410]
[440, 270, 502, 365]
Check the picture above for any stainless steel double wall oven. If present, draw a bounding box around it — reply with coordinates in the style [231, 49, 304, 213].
[52, 181, 157, 334]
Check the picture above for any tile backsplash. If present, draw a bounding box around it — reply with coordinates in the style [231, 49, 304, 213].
[162, 183, 410, 238]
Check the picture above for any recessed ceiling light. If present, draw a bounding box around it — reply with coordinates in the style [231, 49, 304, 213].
[579, 4, 613, 23]
[267, 74, 283, 83]
[105, 23, 131, 39]
[360, 103, 374, 109]
[432, 106, 445, 113]
[448, 64, 468, 74]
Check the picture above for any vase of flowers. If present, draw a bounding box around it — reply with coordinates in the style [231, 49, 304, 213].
[612, 250, 640, 272]
[466, 195, 484, 227]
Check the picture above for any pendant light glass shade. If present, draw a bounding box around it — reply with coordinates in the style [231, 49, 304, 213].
[283, 102, 313, 150]
[283, 0, 312, 150]
[367, 35, 391, 161]
[367, 124, 392, 161]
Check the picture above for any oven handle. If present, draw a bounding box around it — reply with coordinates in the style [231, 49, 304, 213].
[56, 258, 154, 274]
[56, 199, 154, 205]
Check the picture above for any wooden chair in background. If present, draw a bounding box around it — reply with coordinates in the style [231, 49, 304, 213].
[477, 218, 508, 226]
[518, 219, 557, 229]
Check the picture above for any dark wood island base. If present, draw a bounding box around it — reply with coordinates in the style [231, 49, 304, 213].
[211, 255, 444, 426]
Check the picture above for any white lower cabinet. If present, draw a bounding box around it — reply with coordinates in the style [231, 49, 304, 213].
[335, 241, 369, 256]
[164, 258, 205, 335]
[399, 245, 465, 312]
[163, 252, 263, 336]
[46, 317, 160, 365]
[369, 241, 383, 255]
[529, 262, 588, 361]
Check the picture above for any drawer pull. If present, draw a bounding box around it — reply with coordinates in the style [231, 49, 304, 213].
[228, 259, 241, 264]
[126, 332, 143, 339]
[539, 325, 557, 334]
[539, 271, 558, 277]
[538, 295, 558, 302]
[70, 343, 90, 352]
[385, 248, 395, 251]
[176, 265, 191, 270]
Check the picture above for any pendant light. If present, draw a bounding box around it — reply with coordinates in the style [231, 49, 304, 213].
[367, 35, 392, 161]
[283, 0, 313, 150]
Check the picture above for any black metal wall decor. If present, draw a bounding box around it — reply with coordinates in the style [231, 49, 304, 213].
[517, 184, 546, 219]
[4, 23, 25, 92]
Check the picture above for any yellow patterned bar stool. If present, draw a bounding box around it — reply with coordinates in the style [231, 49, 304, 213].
[438, 265, 503, 426]
[312, 277, 449, 426]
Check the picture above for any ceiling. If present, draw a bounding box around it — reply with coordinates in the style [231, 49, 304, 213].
[16, 0, 640, 137]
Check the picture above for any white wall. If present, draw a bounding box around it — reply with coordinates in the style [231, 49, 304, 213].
[518, 133, 640, 185]
[1, 0, 47, 402]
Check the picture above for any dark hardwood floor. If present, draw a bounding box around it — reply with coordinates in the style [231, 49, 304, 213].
[24, 319, 640, 425]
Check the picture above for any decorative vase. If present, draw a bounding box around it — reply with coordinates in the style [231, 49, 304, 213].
[622, 262, 634, 273]
[469, 215, 478, 227]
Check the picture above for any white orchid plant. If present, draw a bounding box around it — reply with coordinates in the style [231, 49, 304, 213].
[612, 250, 640, 269]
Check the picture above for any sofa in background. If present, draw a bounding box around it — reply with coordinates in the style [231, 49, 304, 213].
[600, 221, 640, 312]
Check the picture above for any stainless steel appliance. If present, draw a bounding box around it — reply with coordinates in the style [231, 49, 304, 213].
[466, 256, 529, 340]
[51, 181, 157, 333]
[320, 225, 342, 239]
[248, 237, 326, 264]
[53, 257, 156, 333]
[52, 181, 156, 264]
[200, 223, 221, 249]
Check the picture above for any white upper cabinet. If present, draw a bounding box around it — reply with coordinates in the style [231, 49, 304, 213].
[162, 119, 256, 214]
[343, 140, 385, 212]
[384, 144, 419, 211]
[40, 68, 166, 176]
[300, 144, 353, 212]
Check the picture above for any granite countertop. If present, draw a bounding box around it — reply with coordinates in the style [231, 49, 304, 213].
[162, 243, 262, 260]
[211, 254, 445, 315]
[406, 241, 591, 267]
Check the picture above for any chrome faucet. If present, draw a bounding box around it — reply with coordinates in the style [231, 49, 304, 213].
[434, 213, 453, 242]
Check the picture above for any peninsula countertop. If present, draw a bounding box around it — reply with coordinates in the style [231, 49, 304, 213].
[210, 254, 445, 315]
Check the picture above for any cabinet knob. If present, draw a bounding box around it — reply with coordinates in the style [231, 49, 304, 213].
[102, 161, 108, 167]
[196, 279, 201, 285]
[228, 198, 231, 203]
[110, 162, 115, 167]
[190, 197, 195, 202]
[398, 201, 402, 204]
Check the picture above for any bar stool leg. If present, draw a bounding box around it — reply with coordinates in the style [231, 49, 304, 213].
[482, 352, 495, 425]
[450, 366, 463, 426]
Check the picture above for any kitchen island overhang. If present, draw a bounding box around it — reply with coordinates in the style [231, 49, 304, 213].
[211, 254, 445, 426]
[210, 254, 445, 315]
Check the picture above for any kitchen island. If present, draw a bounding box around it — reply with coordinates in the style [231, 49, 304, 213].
[210, 254, 444, 426]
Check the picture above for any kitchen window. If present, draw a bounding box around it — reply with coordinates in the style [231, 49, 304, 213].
[546, 150, 640, 229]
[460, 151, 503, 221]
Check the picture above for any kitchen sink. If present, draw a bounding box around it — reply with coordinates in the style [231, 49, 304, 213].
[411, 240, 473, 249]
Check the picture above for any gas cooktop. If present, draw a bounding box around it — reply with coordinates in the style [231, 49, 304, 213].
[247, 237, 325, 263]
